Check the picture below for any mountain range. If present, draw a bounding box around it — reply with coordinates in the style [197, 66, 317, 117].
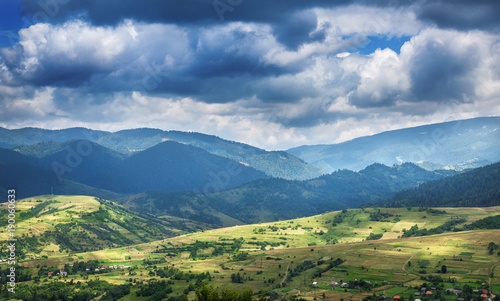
[115, 163, 456, 225]
[384, 162, 500, 208]
[288, 117, 500, 172]
[0, 116, 498, 224]
[3, 127, 324, 181]
[1, 140, 266, 197]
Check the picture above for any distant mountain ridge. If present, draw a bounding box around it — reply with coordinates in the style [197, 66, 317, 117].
[119, 163, 455, 224]
[0, 127, 108, 149]
[0, 148, 123, 200]
[1, 140, 266, 197]
[3, 127, 324, 181]
[287, 117, 500, 172]
[384, 162, 500, 208]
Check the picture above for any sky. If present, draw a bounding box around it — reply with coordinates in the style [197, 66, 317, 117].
[0, 0, 499, 150]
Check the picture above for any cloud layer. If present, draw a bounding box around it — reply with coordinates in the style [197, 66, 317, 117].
[0, 0, 499, 149]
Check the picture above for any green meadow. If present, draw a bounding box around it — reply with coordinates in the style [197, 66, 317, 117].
[1, 195, 500, 300]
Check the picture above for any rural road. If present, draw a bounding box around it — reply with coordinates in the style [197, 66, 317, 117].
[280, 261, 291, 286]
[489, 261, 500, 297]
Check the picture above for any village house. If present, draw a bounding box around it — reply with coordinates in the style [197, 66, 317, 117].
[341, 282, 349, 288]
[329, 281, 338, 287]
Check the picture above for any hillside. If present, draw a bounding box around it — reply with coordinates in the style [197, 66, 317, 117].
[0, 195, 210, 259]
[385, 162, 500, 208]
[4, 127, 325, 181]
[0, 147, 123, 200]
[3, 199, 500, 301]
[96, 141, 266, 194]
[288, 117, 500, 172]
[1, 140, 267, 197]
[120, 163, 455, 224]
[97, 129, 325, 180]
[0, 127, 108, 149]
[116, 191, 244, 228]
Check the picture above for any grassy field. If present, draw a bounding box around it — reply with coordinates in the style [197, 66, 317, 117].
[0, 195, 209, 259]
[1, 196, 500, 300]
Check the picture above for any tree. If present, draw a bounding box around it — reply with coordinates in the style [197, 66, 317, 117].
[195, 284, 253, 301]
[441, 265, 447, 274]
[488, 242, 498, 255]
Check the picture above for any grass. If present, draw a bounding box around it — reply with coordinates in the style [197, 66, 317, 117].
[2, 196, 500, 300]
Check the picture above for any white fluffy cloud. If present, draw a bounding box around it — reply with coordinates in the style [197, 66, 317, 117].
[1, 5, 500, 150]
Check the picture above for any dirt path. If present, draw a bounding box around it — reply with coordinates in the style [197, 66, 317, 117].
[402, 253, 417, 273]
[489, 261, 500, 297]
[280, 261, 291, 286]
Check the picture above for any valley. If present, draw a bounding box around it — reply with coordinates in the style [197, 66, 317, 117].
[1, 195, 500, 300]
[0, 119, 499, 300]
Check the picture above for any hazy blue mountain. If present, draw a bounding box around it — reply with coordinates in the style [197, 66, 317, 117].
[384, 162, 500, 208]
[0, 147, 123, 199]
[2, 126, 324, 180]
[287, 117, 500, 172]
[0, 147, 38, 165]
[97, 129, 325, 180]
[126, 163, 454, 224]
[0, 127, 108, 149]
[33, 140, 126, 186]
[6, 140, 267, 195]
[95, 141, 267, 194]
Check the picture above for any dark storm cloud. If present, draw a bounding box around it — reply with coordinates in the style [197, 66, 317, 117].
[416, 0, 500, 32]
[356, 0, 500, 32]
[20, 0, 349, 50]
[21, 0, 348, 25]
[271, 10, 325, 50]
[408, 40, 479, 103]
